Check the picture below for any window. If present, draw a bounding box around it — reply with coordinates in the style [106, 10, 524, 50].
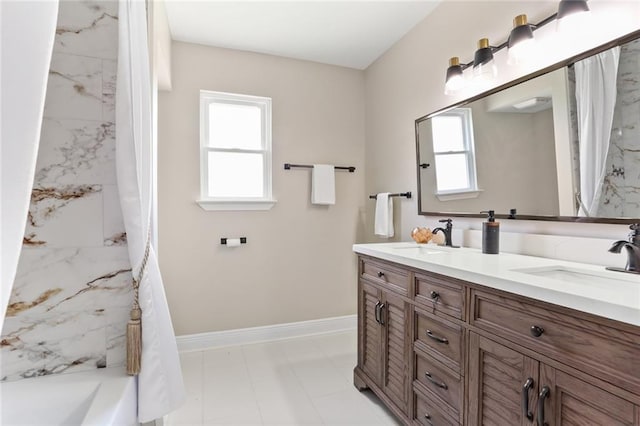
[431, 108, 480, 200]
[198, 91, 275, 210]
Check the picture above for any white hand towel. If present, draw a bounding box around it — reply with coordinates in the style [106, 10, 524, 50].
[311, 164, 336, 205]
[374, 193, 394, 238]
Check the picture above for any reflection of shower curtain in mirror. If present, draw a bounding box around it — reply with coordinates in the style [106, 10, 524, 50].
[575, 47, 620, 217]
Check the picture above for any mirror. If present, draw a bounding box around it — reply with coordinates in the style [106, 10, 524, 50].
[416, 31, 640, 224]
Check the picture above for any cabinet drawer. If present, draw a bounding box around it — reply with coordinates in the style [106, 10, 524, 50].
[414, 273, 464, 320]
[414, 352, 462, 415]
[361, 258, 409, 295]
[415, 308, 463, 371]
[414, 391, 459, 426]
[471, 289, 640, 394]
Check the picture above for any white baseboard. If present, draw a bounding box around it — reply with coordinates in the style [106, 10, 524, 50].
[176, 314, 357, 352]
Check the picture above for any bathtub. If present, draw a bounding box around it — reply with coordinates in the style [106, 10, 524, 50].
[1, 367, 137, 426]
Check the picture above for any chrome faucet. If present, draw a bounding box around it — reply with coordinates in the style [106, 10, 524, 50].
[432, 218, 457, 247]
[607, 224, 640, 274]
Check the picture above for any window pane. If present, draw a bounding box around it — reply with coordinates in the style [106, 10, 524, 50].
[431, 115, 465, 152]
[208, 103, 262, 149]
[434, 154, 470, 192]
[208, 152, 264, 198]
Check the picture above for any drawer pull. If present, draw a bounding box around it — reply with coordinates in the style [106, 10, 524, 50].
[424, 413, 433, 424]
[377, 271, 385, 278]
[425, 371, 448, 389]
[521, 377, 534, 421]
[537, 386, 550, 426]
[426, 330, 449, 344]
[430, 291, 440, 300]
[530, 325, 545, 338]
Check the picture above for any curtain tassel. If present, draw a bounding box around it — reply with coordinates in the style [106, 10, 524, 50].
[126, 305, 142, 375]
[128, 237, 148, 375]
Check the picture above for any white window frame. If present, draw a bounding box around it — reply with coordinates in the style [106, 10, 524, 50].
[197, 90, 276, 211]
[432, 108, 482, 200]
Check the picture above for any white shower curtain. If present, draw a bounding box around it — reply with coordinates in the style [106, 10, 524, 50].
[116, 0, 185, 422]
[0, 1, 58, 330]
[575, 47, 620, 217]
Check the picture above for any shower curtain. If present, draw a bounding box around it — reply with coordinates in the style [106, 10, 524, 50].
[116, 0, 185, 421]
[575, 47, 620, 217]
[1, 1, 58, 330]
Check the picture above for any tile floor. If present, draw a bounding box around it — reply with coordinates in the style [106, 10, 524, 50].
[166, 330, 402, 425]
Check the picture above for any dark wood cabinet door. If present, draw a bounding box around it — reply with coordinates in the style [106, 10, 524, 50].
[468, 332, 539, 426]
[359, 280, 382, 385]
[382, 290, 410, 413]
[539, 364, 637, 426]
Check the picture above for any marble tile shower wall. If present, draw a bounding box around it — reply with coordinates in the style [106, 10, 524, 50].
[599, 38, 640, 217]
[0, 1, 132, 382]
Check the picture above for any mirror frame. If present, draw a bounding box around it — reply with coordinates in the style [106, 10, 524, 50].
[416, 29, 640, 225]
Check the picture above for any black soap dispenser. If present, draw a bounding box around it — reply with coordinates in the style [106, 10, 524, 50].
[481, 210, 499, 254]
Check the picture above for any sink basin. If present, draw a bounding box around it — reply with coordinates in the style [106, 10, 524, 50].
[511, 266, 637, 288]
[393, 245, 445, 255]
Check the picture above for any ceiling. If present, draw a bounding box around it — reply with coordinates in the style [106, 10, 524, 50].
[164, 1, 442, 70]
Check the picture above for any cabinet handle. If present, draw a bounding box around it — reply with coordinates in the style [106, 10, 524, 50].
[521, 377, 534, 421]
[426, 330, 449, 344]
[374, 302, 381, 324]
[537, 386, 550, 426]
[530, 325, 545, 338]
[430, 291, 439, 300]
[424, 371, 448, 389]
[424, 413, 433, 424]
[377, 271, 385, 278]
[379, 303, 386, 325]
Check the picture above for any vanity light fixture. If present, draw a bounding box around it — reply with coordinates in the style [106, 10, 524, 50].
[507, 14, 535, 65]
[444, 57, 467, 95]
[472, 38, 498, 81]
[557, 0, 590, 21]
[443, 0, 591, 94]
[556, 0, 591, 33]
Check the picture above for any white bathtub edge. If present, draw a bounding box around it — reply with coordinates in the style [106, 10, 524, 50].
[82, 368, 137, 426]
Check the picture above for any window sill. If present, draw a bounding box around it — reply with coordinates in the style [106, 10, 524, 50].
[436, 189, 483, 201]
[196, 199, 277, 211]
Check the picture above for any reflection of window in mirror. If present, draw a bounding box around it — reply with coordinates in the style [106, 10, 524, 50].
[431, 108, 478, 196]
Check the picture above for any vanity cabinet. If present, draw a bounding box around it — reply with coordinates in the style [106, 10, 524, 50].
[470, 289, 640, 395]
[469, 288, 640, 426]
[412, 272, 466, 425]
[356, 259, 411, 417]
[467, 332, 538, 426]
[539, 364, 638, 426]
[468, 333, 639, 426]
[354, 254, 640, 426]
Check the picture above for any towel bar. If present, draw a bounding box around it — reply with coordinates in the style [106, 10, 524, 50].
[369, 192, 412, 200]
[284, 163, 355, 172]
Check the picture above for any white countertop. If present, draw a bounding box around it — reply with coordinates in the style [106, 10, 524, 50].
[353, 242, 640, 327]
